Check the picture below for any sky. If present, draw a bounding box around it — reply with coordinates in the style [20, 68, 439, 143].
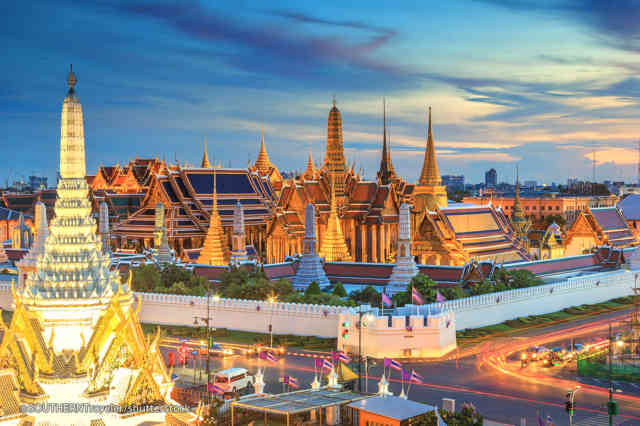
[2, 0, 640, 186]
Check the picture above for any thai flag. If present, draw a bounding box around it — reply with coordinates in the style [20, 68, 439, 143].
[337, 352, 350, 363]
[265, 352, 277, 364]
[412, 287, 424, 305]
[381, 291, 392, 307]
[389, 359, 402, 371]
[322, 359, 334, 370]
[410, 369, 423, 384]
[436, 290, 446, 303]
[314, 358, 324, 369]
[207, 383, 225, 394]
[287, 376, 299, 388]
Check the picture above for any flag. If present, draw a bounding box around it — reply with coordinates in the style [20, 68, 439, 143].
[389, 359, 402, 371]
[537, 412, 544, 426]
[331, 351, 340, 361]
[436, 290, 446, 303]
[208, 383, 225, 394]
[314, 358, 324, 369]
[410, 370, 423, 384]
[322, 359, 334, 370]
[265, 352, 277, 364]
[546, 415, 553, 426]
[401, 369, 411, 381]
[412, 287, 424, 305]
[288, 376, 299, 388]
[383, 357, 391, 368]
[337, 352, 351, 363]
[381, 291, 392, 307]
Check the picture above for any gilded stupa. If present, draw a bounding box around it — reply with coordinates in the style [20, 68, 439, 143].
[318, 177, 353, 262]
[254, 125, 273, 176]
[0, 66, 174, 422]
[197, 168, 230, 265]
[323, 98, 347, 197]
[413, 107, 448, 212]
[201, 137, 211, 168]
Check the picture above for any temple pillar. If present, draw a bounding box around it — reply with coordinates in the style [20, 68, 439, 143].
[381, 223, 387, 263]
[361, 224, 367, 262]
[349, 219, 356, 261]
[371, 224, 378, 263]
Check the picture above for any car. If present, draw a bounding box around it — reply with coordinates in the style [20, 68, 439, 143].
[525, 346, 549, 361]
[213, 368, 253, 393]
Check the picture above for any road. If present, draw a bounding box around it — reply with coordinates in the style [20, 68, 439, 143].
[161, 308, 640, 425]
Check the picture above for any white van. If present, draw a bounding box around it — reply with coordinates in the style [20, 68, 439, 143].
[213, 368, 253, 393]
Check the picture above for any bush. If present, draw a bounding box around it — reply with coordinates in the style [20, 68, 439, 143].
[332, 282, 347, 297]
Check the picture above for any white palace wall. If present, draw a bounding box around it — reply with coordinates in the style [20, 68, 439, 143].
[421, 269, 635, 331]
[0, 267, 634, 342]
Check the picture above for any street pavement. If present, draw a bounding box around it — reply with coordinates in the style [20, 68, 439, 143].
[161, 308, 640, 425]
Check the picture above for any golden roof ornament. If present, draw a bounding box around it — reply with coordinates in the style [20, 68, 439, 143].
[318, 175, 353, 262]
[201, 136, 211, 168]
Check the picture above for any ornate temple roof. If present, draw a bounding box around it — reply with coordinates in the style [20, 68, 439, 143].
[113, 167, 275, 241]
[585, 207, 635, 247]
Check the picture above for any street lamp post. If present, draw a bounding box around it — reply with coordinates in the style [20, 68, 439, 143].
[357, 308, 373, 393]
[268, 296, 277, 348]
[566, 385, 580, 426]
[193, 288, 219, 404]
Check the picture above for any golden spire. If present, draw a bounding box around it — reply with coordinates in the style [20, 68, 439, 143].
[197, 168, 230, 265]
[324, 98, 347, 197]
[419, 106, 442, 186]
[510, 165, 529, 238]
[201, 137, 211, 168]
[318, 176, 353, 262]
[302, 146, 316, 180]
[254, 123, 272, 175]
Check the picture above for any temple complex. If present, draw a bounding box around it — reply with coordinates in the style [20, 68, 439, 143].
[267, 100, 401, 264]
[2, 66, 173, 423]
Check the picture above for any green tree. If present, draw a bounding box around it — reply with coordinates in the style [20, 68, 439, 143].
[304, 281, 322, 297]
[440, 286, 465, 300]
[468, 279, 495, 296]
[494, 268, 542, 289]
[131, 264, 162, 292]
[332, 282, 347, 297]
[393, 274, 438, 306]
[350, 285, 381, 306]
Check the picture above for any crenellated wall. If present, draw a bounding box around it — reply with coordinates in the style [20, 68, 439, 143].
[338, 309, 457, 358]
[419, 269, 635, 330]
[135, 292, 352, 338]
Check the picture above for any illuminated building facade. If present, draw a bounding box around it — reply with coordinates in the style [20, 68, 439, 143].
[2, 67, 172, 420]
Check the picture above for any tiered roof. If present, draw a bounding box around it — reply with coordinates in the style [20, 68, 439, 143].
[113, 167, 275, 242]
[585, 207, 635, 247]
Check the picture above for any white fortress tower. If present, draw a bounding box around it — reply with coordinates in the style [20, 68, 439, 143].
[386, 203, 418, 295]
[20, 66, 131, 353]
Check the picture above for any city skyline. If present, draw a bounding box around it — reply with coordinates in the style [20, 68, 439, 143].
[3, 0, 639, 185]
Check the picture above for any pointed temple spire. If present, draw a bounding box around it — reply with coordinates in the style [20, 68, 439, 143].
[413, 107, 448, 211]
[377, 98, 396, 185]
[156, 216, 172, 264]
[254, 123, 272, 176]
[201, 137, 211, 168]
[510, 165, 529, 239]
[318, 176, 353, 262]
[230, 201, 249, 266]
[197, 168, 230, 265]
[19, 66, 128, 352]
[386, 203, 418, 295]
[419, 107, 442, 186]
[292, 203, 330, 290]
[323, 98, 347, 197]
[302, 146, 316, 180]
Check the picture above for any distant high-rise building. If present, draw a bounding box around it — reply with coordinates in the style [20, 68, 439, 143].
[442, 175, 464, 189]
[524, 180, 537, 190]
[485, 168, 497, 187]
[28, 175, 47, 190]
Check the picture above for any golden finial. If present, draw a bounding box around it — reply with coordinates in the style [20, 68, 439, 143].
[67, 64, 77, 92]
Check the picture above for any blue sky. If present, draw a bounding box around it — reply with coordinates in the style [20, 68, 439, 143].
[2, 0, 640, 185]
